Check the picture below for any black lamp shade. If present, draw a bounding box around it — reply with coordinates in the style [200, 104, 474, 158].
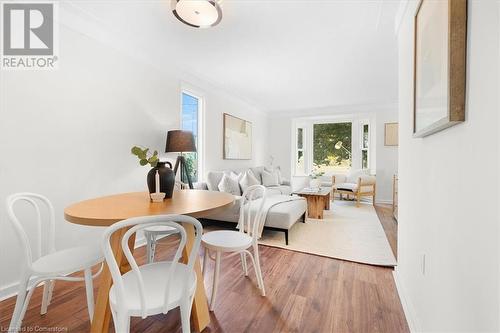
[165, 130, 197, 153]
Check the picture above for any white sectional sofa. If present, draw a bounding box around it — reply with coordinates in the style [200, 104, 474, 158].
[197, 166, 307, 245]
[205, 166, 293, 195]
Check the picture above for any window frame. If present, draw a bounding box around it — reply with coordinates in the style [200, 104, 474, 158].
[294, 126, 306, 175]
[360, 122, 370, 169]
[180, 86, 204, 182]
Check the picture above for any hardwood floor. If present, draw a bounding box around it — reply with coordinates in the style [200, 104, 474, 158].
[0, 205, 408, 333]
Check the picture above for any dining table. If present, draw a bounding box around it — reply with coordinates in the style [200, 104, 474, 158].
[64, 190, 234, 333]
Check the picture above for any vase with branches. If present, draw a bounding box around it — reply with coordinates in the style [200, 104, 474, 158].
[131, 145, 175, 198]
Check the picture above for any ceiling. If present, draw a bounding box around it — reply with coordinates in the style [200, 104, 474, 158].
[68, 0, 400, 112]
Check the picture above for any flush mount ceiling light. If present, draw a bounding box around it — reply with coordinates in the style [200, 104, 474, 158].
[171, 0, 222, 28]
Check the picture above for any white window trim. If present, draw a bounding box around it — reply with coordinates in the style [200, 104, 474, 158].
[294, 127, 307, 176]
[180, 83, 205, 182]
[360, 120, 370, 169]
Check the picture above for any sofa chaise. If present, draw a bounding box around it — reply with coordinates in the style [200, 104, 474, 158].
[197, 166, 307, 245]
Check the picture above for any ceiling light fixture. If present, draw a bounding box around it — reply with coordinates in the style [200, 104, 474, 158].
[171, 0, 222, 28]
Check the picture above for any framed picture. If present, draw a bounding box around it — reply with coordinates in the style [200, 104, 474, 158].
[413, 0, 467, 137]
[385, 123, 399, 146]
[223, 113, 252, 160]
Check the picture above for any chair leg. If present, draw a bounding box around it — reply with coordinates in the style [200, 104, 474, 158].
[240, 252, 248, 276]
[253, 244, 266, 297]
[41, 280, 51, 315]
[110, 307, 118, 329]
[47, 280, 55, 306]
[202, 248, 209, 277]
[146, 232, 157, 264]
[145, 232, 152, 264]
[209, 251, 221, 311]
[9, 277, 30, 332]
[150, 234, 157, 262]
[84, 268, 95, 322]
[115, 313, 130, 333]
[180, 296, 193, 333]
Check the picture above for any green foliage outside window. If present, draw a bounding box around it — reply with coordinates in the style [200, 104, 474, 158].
[313, 123, 352, 171]
[183, 152, 198, 183]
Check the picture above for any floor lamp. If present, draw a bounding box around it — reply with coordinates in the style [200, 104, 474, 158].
[165, 130, 197, 189]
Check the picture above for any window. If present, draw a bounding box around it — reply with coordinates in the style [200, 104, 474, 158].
[313, 122, 352, 174]
[361, 123, 369, 169]
[292, 117, 373, 175]
[295, 127, 305, 175]
[181, 92, 201, 182]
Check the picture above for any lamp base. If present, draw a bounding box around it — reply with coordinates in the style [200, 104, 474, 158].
[173, 155, 194, 189]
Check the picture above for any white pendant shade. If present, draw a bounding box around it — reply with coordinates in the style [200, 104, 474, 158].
[172, 0, 222, 28]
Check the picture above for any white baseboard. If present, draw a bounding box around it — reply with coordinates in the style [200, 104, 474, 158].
[0, 282, 21, 302]
[0, 235, 149, 302]
[392, 268, 420, 332]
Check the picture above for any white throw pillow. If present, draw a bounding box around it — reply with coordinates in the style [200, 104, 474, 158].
[262, 169, 279, 187]
[346, 169, 369, 184]
[218, 173, 241, 196]
[230, 171, 243, 183]
[276, 168, 283, 184]
[239, 170, 260, 193]
[265, 166, 283, 184]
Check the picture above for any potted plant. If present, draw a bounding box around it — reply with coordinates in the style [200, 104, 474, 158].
[309, 164, 325, 189]
[131, 146, 175, 198]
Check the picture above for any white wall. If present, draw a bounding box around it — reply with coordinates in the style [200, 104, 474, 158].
[0, 9, 267, 297]
[184, 79, 269, 175]
[396, 1, 499, 331]
[376, 109, 399, 204]
[267, 104, 398, 203]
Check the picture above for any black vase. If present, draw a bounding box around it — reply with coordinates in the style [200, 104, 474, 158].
[147, 161, 175, 199]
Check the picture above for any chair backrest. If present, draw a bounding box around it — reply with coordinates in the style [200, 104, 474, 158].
[238, 185, 267, 240]
[101, 214, 202, 318]
[6, 193, 56, 270]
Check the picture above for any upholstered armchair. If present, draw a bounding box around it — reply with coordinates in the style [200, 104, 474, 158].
[331, 169, 376, 207]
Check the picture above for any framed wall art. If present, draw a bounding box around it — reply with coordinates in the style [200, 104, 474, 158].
[385, 122, 399, 146]
[223, 113, 252, 160]
[413, 0, 467, 137]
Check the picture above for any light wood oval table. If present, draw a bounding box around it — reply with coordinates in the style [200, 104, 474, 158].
[64, 190, 234, 333]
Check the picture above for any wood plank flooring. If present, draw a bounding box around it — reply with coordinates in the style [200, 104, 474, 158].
[0, 204, 408, 333]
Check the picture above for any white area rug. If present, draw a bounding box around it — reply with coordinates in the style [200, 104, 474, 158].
[259, 201, 397, 267]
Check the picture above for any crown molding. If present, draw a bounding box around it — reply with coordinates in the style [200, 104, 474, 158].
[268, 101, 398, 118]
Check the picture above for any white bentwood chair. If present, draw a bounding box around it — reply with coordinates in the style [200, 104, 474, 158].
[6, 193, 103, 333]
[202, 185, 267, 311]
[102, 214, 202, 333]
[144, 226, 179, 264]
[144, 181, 182, 264]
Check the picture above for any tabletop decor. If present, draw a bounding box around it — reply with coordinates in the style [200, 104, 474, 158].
[150, 170, 166, 202]
[131, 146, 175, 198]
[309, 164, 325, 189]
[413, 0, 467, 137]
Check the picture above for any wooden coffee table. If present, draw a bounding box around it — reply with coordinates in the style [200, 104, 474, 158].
[293, 188, 331, 219]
